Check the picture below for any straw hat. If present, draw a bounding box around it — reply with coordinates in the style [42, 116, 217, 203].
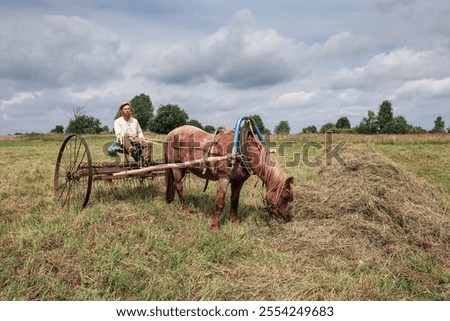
[119, 101, 130, 111]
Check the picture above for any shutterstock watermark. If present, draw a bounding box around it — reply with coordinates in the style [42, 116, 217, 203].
[101, 132, 347, 169]
[271, 132, 347, 168]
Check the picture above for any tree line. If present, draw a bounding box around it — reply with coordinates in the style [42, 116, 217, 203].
[51, 95, 447, 135]
[51, 93, 292, 135]
[302, 100, 448, 134]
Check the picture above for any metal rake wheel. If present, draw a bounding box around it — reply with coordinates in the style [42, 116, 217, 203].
[54, 134, 93, 210]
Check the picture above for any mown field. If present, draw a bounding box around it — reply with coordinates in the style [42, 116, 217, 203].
[0, 133, 449, 300]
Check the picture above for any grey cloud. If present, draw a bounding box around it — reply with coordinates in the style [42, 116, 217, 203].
[143, 10, 307, 89]
[375, 0, 417, 13]
[373, 1, 450, 49]
[0, 13, 128, 95]
[307, 32, 373, 64]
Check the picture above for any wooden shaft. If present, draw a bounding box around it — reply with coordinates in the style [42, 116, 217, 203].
[112, 155, 231, 177]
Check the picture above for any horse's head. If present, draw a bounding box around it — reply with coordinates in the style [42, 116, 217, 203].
[264, 176, 295, 222]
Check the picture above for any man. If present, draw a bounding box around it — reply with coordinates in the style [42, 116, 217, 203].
[114, 101, 152, 165]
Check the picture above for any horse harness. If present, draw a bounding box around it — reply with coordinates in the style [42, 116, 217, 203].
[199, 127, 256, 191]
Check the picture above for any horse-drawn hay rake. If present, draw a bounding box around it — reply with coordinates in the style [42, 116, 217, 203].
[53, 133, 228, 210]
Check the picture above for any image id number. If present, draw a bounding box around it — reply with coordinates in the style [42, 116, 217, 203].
[259, 306, 334, 317]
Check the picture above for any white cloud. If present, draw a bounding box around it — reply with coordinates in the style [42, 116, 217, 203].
[393, 77, 450, 99]
[276, 90, 318, 106]
[329, 48, 450, 91]
[0, 92, 41, 111]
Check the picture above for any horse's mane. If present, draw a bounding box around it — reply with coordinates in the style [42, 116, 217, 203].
[263, 145, 286, 187]
[248, 136, 286, 189]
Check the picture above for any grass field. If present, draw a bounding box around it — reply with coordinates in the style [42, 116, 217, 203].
[0, 133, 449, 300]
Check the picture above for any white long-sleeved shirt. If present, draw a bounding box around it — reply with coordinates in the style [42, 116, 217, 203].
[114, 117, 144, 143]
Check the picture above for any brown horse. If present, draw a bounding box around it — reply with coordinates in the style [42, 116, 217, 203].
[165, 125, 294, 230]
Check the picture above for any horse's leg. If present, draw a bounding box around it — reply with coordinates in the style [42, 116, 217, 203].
[230, 180, 245, 223]
[173, 168, 189, 213]
[211, 176, 230, 231]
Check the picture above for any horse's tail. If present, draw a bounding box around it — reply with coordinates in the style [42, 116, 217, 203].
[165, 168, 175, 203]
[164, 139, 175, 203]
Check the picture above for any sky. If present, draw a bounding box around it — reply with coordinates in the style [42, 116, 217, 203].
[1, 0, 450, 135]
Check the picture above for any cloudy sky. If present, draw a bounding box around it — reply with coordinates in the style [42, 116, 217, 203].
[1, 0, 450, 135]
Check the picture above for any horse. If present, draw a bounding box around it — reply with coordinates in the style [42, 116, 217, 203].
[164, 124, 295, 230]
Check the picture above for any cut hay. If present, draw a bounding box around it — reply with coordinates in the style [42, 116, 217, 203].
[295, 143, 449, 248]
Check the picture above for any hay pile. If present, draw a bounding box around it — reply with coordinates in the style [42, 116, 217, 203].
[291, 144, 450, 260]
[295, 143, 449, 249]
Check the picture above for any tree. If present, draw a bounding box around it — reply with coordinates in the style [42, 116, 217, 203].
[382, 115, 409, 134]
[302, 125, 317, 133]
[274, 120, 290, 134]
[203, 125, 216, 133]
[187, 119, 203, 129]
[66, 107, 104, 134]
[408, 125, 427, 134]
[248, 114, 270, 134]
[50, 125, 64, 134]
[150, 104, 188, 134]
[320, 122, 336, 133]
[335, 117, 351, 129]
[377, 100, 394, 133]
[356, 110, 378, 134]
[430, 116, 446, 133]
